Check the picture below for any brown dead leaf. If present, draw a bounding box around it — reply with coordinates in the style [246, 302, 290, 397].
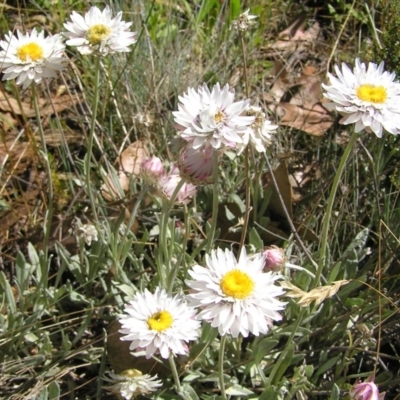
[262, 162, 318, 242]
[276, 102, 333, 136]
[266, 12, 320, 54]
[267, 63, 333, 136]
[0, 90, 80, 118]
[0, 189, 40, 238]
[101, 140, 149, 201]
[264, 162, 293, 220]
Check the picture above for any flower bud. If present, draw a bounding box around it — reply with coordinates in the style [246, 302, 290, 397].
[178, 143, 216, 184]
[158, 165, 197, 205]
[263, 246, 285, 271]
[141, 156, 165, 184]
[350, 375, 383, 400]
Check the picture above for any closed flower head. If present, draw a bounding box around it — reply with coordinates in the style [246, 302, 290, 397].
[322, 58, 400, 138]
[64, 6, 137, 56]
[350, 374, 384, 400]
[186, 247, 286, 338]
[158, 165, 197, 205]
[0, 29, 66, 89]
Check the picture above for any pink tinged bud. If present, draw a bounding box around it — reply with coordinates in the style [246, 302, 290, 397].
[141, 156, 165, 184]
[263, 246, 286, 271]
[178, 143, 216, 184]
[350, 375, 382, 400]
[158, 166, 197, 205]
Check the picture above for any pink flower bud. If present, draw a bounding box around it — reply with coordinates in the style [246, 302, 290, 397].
[263, 246, 285, 271]
[158, 165, 197, 205]
[141, 156, 165, 184]
[178, 143, 216, 184]
[350, 375, 383, 400]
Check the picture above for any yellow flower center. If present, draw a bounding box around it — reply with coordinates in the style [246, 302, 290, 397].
[356, 84, 387, 104]
[16, 42, 44, 62]
[147, 310, 173, 332]
[214, 110, 224, 123]
[220, 269, 255, 299]
[87, 24, 111, 45]
[121, 369, 142, 378]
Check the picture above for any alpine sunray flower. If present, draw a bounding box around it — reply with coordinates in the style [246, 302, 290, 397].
[104, 369, 162, 400]
[119, 287, 200, 359]
[63, 5, 137, 55]
[0, 29, 66, 89]
[173, 83, 254, 150]
[322, 58, 400, 137]
[186, 248, 286, 337]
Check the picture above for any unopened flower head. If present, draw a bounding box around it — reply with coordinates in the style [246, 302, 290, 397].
[64, 6, 137, 56]
[141, 156, 165, 184]
[0, 29, 66, 89]
[322, 58, 400, 137]
[119, 287, 200, 359]
[104, 369, 162, 399]
[186, 247, 286, 338]
[158, 165, 197, 205]
[350, 374, 384, 400]
[173, 83, 254, 150]
[231, 9, 257, 32]
[240, 106, 277, 153]
[178, 143, 216, 184]
[263, 246, 286, 272]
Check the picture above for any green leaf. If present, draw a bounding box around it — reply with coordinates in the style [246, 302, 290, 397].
[182, 383, 200, 400]
[254, 338, 279, 364]
[259, 386, 284, 400]
[197, 0, 218, 24]
[249, 227, 264, 251]
[225, 383, 254, 396]
[329, 383, 340, 400]
[229, 0, 241, 23]
[315, 355, 341, 378]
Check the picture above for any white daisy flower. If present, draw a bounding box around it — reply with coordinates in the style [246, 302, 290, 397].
[322, 58, 400, 138]
[231, 9, 257, 32]
[173, 83, 255, 150]
[239, 106, 277, 153]
[0, 29, 66, 89]
[104, 369, 162, 400]
[119, 287, 200, 359]
[186, 248, 286, 338]
[63, 5, 137, 56]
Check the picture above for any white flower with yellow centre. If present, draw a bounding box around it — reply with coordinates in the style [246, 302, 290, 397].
[119, 287, 200, 359]
[0, 29, 66, 89]
[239, 106, 277, 153]
[173, 83, 255, 150]
[322, 58, 400, 137]
[186, 248, 286, 338]
[104, 369, 162, 399]
[63, 6, 137, 56]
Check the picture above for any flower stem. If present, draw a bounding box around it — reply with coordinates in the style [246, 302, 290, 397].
[168, 354, 184, 398]
[32, 84, 52, 267]
[238, 33, 251, 254]
[85, 56, 101, 224]
[313, 130, 358, 288]
[206, 150, 220, 253]
[159, 178, 185, 292]
[218, 334, 228, 400]
[239, 146, 251, 253]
